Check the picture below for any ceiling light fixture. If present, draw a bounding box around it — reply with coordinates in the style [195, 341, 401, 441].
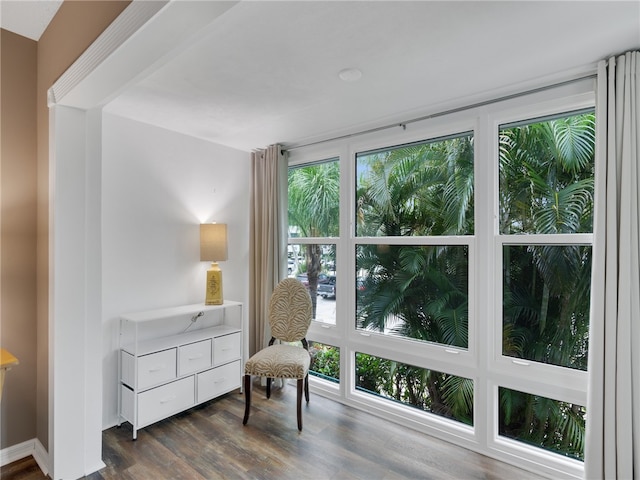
[338, 67, 362, 82]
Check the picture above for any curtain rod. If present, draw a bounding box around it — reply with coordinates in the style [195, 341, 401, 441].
[283, 72, 597, 152]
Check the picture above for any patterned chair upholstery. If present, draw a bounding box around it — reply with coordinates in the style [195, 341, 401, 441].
[243, 278, 312, 431]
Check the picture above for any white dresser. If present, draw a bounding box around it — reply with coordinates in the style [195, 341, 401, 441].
[118, 301, 243, 439]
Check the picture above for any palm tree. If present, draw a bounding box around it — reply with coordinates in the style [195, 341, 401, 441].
[288, 161, 339, 316]
[354, 134, 474, 424]
[499, 112, 594, 370]
[356, 134, 474, 347]
[498, 112, 594, 459]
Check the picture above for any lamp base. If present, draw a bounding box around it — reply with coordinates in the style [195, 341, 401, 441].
[205, 262, 223, 305]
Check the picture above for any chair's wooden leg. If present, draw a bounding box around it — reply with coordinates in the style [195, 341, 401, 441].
[242, 374, 251, 425]
[304, 373, 310, 403]
[297, 378, 303, 431]
[266, 377, 272, 399]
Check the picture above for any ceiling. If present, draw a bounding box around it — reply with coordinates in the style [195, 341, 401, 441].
[0, 0, 62, 41]
[3, 1, 640, 152]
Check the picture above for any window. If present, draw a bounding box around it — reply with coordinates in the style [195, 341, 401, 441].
[355, 134, 474, 237]
[356, 352, 473, 425]
[502, 244, 591, 370]
[355, 134, 473, 347]
[499, 387, 586, 461]
[287, 160, 339, 324]
[309, 341, 340, 382]
[287, 81, 595, 477]
[496, 110, 593, 460]
[356, 244, 469, 347]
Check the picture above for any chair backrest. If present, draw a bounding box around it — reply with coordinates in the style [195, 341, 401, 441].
[268, 278, 312, 343]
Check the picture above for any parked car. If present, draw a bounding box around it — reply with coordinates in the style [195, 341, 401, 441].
[317, 276, 336, 299]
[296, 273, 329, 289]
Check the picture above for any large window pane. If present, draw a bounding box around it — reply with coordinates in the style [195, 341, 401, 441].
[502, 245, 591, 370]
[499, 387, 585, 461]
[356, 133, 474, 237]
[309, 341, 339, 383]
[356, 244, 468, 348]
[356, 352, 473, 425]
[288, 160, 339, 238]
[499, 111, 595, 235]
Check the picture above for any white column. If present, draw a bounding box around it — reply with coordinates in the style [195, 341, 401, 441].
[49, 105, 104, 479]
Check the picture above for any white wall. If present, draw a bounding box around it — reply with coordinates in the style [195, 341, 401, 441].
[101, 113, 250, 428]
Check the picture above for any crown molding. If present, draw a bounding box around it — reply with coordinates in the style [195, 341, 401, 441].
[48, 1, 168, 107]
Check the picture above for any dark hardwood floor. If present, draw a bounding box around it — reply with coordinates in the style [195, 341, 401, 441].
[3, 381, 547, 479]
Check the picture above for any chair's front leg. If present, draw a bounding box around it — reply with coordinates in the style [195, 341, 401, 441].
[297, 378, 303, 431]
[242, 374, 251, 425]
[304, 373, 310, 403]
[266, 377, 272, 399]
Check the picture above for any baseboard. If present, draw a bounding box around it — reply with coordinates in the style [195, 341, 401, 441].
[33, 438, 50, 476]
[0, 438, 35, 467]
[0, 438, 49, 477]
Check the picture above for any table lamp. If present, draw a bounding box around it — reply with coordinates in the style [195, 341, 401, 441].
[200, 223, 228, 305]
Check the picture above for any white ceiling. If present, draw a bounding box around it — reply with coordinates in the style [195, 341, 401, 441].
[0, 0, 62, 41]
[3, 1, 640, 152]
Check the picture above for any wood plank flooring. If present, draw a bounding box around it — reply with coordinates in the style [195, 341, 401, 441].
[2, 381, 547, 479]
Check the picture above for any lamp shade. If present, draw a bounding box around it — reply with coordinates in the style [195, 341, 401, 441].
[200, 223, 228, 262]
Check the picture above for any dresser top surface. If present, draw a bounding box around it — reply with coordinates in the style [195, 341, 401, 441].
[121, 301, 241, 323]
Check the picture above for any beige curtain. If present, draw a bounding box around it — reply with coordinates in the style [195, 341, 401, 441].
[585, 51, 639, 479]
[249, 145, 288, 356]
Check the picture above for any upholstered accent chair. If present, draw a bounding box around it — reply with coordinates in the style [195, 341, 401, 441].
[243, 278, 313, 431]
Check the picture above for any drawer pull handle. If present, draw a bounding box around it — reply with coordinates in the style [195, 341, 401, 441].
[188, 354, 203, 360]
[445, 349, 460, 355]
[148, 365, 165, 372]
[159, 395, 176, 404]
[512, 359, 530, 366]
[214, 377, 226, 384]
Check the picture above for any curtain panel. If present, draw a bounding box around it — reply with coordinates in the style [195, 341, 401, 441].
[586, 50, 639, 479]
[249, 145, 288, 356]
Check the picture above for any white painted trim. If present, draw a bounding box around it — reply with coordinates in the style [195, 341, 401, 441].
[49, 1, 239, 109]
[33, 438, 50, 477]
[0, 439, 35, 467]
[0, 438, 50, 476]
[48, 0, 168, 106]
[49, 105, 91, 480]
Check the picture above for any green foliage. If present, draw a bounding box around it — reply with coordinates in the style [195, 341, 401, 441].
[499, 388, 585, 461]
[356, 134, 474, 237]
[499, 112, 595, 235]
[355, 134, 473, 352]
[309, 342, 340, 382]
[355, 352, 393, 393]
[499, 112, 594, 374]
[356, 244, 469, 348]
[288, 161, 340, 238]
[355, 352, 473, 426]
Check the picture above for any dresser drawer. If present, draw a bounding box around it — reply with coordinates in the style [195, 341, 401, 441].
[137, 348, 177, 390]
[137, 376, 195, 428]
[213, 332, 241, 365]
[197, 360, 241, 403]
[179, 339, 212, 376]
